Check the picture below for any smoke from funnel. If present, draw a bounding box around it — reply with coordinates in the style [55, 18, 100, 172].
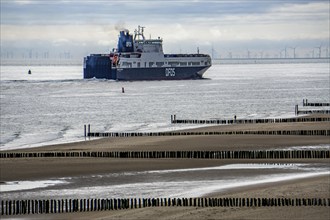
[115, 22, 129, 32]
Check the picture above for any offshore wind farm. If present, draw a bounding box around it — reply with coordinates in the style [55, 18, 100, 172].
[1, 40, 329, 66]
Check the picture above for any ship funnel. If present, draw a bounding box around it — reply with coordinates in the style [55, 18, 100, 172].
[118, 30, 134, 53]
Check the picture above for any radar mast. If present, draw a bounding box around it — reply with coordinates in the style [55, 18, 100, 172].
[134, 25, 145, 41]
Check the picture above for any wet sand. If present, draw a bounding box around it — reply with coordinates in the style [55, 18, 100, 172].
[0, 118, 329, 219]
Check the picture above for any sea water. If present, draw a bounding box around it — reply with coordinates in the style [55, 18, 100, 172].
[1, 163, 329, 199]
[1, 63, 329, 150]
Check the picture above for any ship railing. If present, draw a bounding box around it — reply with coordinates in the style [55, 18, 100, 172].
[165, 54, 210, 58]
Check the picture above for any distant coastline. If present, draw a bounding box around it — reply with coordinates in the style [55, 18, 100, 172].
[0, 59, 83, 66]
[0, 57, 329, 66]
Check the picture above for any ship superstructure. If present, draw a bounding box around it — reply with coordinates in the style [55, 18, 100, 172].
[84, 26, 211, 80]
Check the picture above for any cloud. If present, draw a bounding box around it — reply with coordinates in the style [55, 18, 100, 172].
[13, 0, 33, 5]
[1, 0, 329, 58]
[52, 38, 69, 46]
[1, 24, 116, 42]
[2, 0, 327, 25]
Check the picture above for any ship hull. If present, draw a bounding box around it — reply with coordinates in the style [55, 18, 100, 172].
[116, 66, 210, 81]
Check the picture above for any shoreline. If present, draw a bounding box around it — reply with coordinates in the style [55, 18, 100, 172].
[2, 123, 330, 153]
[1, 114, 329, 152]
[2, 171, 329, 196]
[1, 117, 329, 219]
[204, 173, 330, 198]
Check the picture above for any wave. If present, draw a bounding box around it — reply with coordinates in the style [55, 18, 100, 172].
[0, 131, 21, 147]
[0, 126, 78, 151]
[0, 78, 121, 85]
[1, 79, 82, 84]
[57, 126, 71, 138]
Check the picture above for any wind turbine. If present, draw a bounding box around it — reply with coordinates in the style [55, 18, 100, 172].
[227, 51, 232, 59]
[314, 44, 322, 58]
[246, 49, 251, 59]
[224, 49, 232, 59]
[325, 47, 329, 58]
[211, 45, 218, 59]
[289, 46, 297, 58]
[280, 49, 285, 58]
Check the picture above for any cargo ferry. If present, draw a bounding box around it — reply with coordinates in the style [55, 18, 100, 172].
[83, 26, 211, 80]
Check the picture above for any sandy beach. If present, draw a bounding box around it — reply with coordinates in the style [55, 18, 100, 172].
[0, 118, 329, 219]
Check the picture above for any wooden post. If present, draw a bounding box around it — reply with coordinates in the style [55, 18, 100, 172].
[295, 105, 298, 115]
[1, 200, 3, 216]
[84, 125, 86, 139]
[88, 124, 90, 140]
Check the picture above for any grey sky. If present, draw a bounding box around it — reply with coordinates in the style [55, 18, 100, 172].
[1, 0, 329, 59]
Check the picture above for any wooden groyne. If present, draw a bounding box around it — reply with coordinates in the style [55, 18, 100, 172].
[171, 115, 330, 125]
[84, 129, 330, 138]
[295, 105, 330, 115]
[296, 99, 330, 115]
[303, 99, 330, 107]
[297, 110, 330, 115]
[171, 100, 330, 124]
[1, 150, 329, 159]
[1, 197, 329, 216]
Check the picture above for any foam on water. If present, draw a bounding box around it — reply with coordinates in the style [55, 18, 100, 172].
[144, 163, 302, 174]
[277, 144, 330, 151]
[0, 180, 68, 192]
